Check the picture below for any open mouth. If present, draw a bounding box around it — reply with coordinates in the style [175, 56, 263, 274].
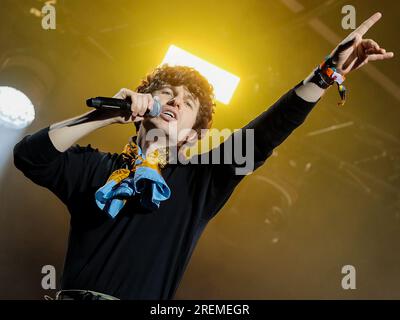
[162, 111, 175, 119]
[159, 108, 178, 122]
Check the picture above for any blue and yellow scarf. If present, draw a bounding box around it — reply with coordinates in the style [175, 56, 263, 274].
[95, 139, 171, 218]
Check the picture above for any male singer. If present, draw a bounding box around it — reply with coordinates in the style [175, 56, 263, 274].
[13, 13, 393, 300]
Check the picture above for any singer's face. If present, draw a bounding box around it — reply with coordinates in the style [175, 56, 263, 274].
[142, 84, 200, 144]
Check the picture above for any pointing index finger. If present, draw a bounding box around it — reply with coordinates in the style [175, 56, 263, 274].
[355, 12, 382, 37]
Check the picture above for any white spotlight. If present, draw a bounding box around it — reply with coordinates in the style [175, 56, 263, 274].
[0, 86, 35, 129]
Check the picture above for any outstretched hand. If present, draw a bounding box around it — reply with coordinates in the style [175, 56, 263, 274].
[329, 12, 394, 76]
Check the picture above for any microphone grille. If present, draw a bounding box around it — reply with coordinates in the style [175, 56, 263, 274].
[149, 96, 162, 117]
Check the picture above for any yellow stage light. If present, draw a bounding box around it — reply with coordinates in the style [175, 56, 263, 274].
[161, 45, 240, 104]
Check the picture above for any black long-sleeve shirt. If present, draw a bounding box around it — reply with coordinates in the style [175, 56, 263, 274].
[13, 86, 318, 299]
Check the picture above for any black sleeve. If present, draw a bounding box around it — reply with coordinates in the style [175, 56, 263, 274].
[13, 126, 110, 206]
[198, 85, 320, 220]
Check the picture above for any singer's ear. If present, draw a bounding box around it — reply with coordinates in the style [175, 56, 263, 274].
[186, 130, 199, 145]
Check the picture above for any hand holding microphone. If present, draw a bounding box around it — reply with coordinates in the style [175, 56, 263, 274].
[86, 88, 161, 125]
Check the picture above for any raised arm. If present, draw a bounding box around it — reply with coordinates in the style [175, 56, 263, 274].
[199, 12, 394, 220]
[13, 89, 155, 204]
[48, 88, 156, 151]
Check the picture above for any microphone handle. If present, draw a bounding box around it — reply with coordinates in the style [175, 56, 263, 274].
[86, 96, 161, 117]
[87, 97, 131, 111]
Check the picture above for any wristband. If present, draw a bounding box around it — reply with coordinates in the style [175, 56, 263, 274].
[310, 56, 347, 107]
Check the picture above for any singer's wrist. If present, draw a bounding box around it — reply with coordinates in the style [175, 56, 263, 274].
[292, 68, 330, 103]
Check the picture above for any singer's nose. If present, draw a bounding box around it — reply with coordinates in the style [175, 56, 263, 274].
[167, 97, 180, 108]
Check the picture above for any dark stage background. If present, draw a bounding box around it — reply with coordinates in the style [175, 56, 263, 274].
[0, 0, 399, 299]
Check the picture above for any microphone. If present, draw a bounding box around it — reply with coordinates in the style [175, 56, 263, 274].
[86, 96, 162, 117]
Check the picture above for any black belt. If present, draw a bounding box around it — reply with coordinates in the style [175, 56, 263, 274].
[55, 290, 119, 300]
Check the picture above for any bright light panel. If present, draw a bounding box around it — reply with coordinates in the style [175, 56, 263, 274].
[0, 86, 35, 129]
[161, 45, 240, 104]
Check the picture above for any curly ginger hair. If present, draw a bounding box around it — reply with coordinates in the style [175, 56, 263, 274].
[134, 64, 216, 139]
